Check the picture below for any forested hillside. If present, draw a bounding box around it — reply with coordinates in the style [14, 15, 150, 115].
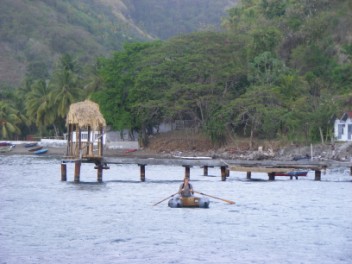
[92, 0, 352, 146]
[1, 0, 352, 147]
[0, 0, 237, 86]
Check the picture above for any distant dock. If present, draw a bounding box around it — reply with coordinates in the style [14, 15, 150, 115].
[60, 156, 352, 182]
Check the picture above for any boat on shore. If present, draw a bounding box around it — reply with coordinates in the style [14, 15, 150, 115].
[168, 196, 210, 208]
[274, 171, 308, 177]
[28, 146, 43, 152]
[0, 145, 14, 153]
[172, 155, 213, 160]
[34, 149, 48, 155]
[0, 142, 13, 147]
[25, 142, 38, 148]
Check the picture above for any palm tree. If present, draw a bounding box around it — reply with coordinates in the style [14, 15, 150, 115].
[25, 79, 58, 135]
[0, 101, 21, 139]
[51, 54, 82, 118]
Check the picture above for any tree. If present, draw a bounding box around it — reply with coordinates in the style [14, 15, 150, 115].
[25, 79, 59, 136]
[50, 54, 82, 119]
[0, 101, 21, 139]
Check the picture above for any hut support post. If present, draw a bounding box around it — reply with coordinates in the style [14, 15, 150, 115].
[74, 161, 81, 183]
[203, 166, 208, 176]
[314, 170, 321, 181]
[61, 163, 67, 181]
[221, 166, 227, 181]
[183, 165, 191, 179]
[139, 164, 146, 182]
[246, 171, 251, 180]
[268, 172, 275, 181]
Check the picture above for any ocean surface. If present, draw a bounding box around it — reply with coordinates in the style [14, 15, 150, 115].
[0, 155, 351, 264]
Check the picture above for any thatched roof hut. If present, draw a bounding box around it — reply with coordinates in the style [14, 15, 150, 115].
[66, 100, 106, 129]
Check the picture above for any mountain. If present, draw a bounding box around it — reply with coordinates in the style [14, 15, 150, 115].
[0, 0, 238, 86]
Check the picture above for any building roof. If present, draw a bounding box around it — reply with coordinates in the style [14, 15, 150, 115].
[341, 111, 352, 121]
[66, 100, 106, 129]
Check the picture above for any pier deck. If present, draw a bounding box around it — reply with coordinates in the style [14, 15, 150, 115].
[61, 156, 352, 182]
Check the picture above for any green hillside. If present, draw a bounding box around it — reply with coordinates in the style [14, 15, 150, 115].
[0, 0, 237, 86]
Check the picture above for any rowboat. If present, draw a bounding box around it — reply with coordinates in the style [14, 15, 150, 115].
[173, 156, 213, 160]
[168, 196, 210, 208]
[274, 171, 308, 177]
[34, 148, 48, 155]
[0, 145, 14, 153]
[28, 146, 43, 152]
[25, 142, 38, 148]
[0, 142, 12, 147]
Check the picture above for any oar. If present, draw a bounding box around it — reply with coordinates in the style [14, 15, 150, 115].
[153, 192, 179, 206]
[194, 190, 235, 204]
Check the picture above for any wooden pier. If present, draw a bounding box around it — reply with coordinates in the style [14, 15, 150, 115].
[60, 156, 352, 182]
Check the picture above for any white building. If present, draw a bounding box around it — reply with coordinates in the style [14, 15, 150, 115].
[64, 130, 106, 144]
[334, 111, 352, 141]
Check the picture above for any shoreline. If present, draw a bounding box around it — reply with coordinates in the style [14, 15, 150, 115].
[2, 142, 352, 164]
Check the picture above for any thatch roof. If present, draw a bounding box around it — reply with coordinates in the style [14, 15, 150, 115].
[66, 100, 106, 129]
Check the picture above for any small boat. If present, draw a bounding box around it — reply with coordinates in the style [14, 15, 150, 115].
[0, 142, 12, 147]
[274, 171, 308, 177]
[25, 142, 38, 148]
[173, 156, 213, 160]
[28, 146, 43, 152]
[34, 148, 48, 155]
[168, 196, 210, 208]
[0, 145, 14, 153]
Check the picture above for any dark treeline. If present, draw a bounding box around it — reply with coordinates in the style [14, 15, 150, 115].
[1, 0, 352, 146]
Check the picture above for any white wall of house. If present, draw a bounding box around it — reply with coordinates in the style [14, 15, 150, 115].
[64, 131, 106, 144]
[334, 113, 352, 141]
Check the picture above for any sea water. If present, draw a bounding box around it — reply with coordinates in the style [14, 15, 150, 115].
[0, 155, 351, 264]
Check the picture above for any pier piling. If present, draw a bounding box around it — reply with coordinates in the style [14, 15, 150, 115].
[314, 170, 321, 181]
[74, 161, 81, 183]
[183, 165, 191, 179]
[203, 166, 208, 176]
[139, 164, 146, 182]
[61, 163, 67, 181]
[246, 171, 251, 180]
[221, 166, 227, 181]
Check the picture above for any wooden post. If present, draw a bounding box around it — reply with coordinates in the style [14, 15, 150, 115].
[246, 171, 251, 180]
[350, 166, 352, 176]
[203, 166, 208, 176]
[74, 160, 81, 183]
[268, 172, 275, 181]
[221, 166, 227, 181]
[67, 124, 72, 156]
[139, 164, 146, 182]
[183, 165, 191, 179]
[97, 165, 103, 183]
[87, 126, 91, 157]
[61, 163, 67, 181]
[314, 170, 321, 181]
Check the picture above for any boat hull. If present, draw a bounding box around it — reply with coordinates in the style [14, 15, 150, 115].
[34, 149, 48, 155]
[28, 146, 43, 152]
[274, 171, 308, 177]
[25, 142, 38, 148]
[168, 196, 210, 208]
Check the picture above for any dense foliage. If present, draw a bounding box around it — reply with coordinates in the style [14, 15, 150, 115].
[92, 0, 352, 146]
[1, 0, 352, 146]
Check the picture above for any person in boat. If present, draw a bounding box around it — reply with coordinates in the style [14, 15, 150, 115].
[178, 177, 194, 197]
